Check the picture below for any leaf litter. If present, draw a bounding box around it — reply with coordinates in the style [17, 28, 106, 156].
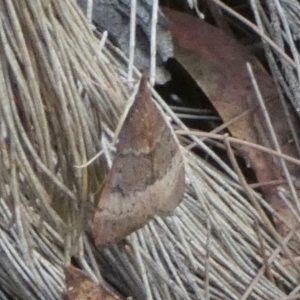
[1, 0, 300, 299]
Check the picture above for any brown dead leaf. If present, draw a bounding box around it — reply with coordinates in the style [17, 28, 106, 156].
[65, 266, 124, 300]
[163, 7, 300, 233]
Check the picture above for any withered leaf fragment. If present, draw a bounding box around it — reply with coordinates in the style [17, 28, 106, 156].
[65, 265, 123, 300]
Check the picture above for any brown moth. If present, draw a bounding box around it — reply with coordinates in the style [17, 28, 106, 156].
[93, 76, 185, 246]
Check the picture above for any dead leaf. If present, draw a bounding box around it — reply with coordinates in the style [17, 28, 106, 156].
[163, 7, 300, 233]
[65, 265, 124, 300]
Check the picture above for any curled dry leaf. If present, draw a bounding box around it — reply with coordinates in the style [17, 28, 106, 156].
[93, 76, 185, 246]
[65, 265, 123, 300]
[163, 7, 300, 233]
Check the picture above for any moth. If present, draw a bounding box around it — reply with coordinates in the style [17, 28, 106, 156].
[93, 76, 185, 246]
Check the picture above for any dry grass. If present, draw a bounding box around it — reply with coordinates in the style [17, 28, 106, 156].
[1, 0, 300, 299]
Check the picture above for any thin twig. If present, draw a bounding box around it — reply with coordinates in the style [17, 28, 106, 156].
[177, 130, 300, 167]
[128, 0, 137, 83]
[150, 0, 158, 86]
